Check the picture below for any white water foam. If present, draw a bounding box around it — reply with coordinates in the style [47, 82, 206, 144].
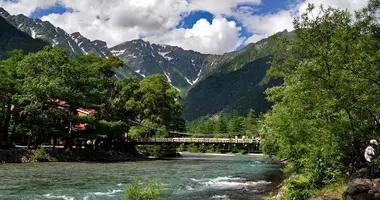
[185, 185, 194, 191]
[250, 160, 263, 166]
[83, 189, 122, 200]
[44, 194, 74, 200]
[211, 195, 228, 199]
[191, 176, 271, 189]
[92, 189, 122, 196]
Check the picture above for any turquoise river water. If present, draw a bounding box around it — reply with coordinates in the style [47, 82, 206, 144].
[0, 152, 283, 200]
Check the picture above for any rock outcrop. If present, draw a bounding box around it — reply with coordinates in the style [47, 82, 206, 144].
[343, 178, 380, 200]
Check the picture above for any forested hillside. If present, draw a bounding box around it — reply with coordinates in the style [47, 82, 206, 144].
[0, 16, 47, 59]
[182, 31, 293, 120]
[182, 56, 282, 120]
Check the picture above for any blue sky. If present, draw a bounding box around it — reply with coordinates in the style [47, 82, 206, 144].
[1, 0, 366, 54]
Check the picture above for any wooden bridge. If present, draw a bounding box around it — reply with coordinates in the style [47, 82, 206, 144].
[131, 138, 260, 145]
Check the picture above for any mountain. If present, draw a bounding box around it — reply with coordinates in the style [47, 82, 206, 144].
[110, 40, 208, 89]
[0, 8, 111, 58]
[181, 31, 294, 120]
[0, 8, 208, 90]
[0, 15, 48, 58]
[0, 7, 292, 120]
[182, 56, 282, 120]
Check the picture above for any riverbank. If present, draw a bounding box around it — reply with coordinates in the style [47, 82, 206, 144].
[0, 148, 144, 163]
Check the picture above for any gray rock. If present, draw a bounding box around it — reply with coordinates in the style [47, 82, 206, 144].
[343, 178, 380, 200]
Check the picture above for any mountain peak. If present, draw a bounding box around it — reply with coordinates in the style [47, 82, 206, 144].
[70, 32, 84, 39]
[93, 40, 107, 47]
[0, 7, 9, 17]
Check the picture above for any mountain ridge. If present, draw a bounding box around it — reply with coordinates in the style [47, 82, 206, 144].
[0, 15, 48, 59]
[0, 7, 291, 120]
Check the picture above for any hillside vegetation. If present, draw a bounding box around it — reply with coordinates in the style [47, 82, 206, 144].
[0, 16, 47, 59]
[261, 1, 380, 199]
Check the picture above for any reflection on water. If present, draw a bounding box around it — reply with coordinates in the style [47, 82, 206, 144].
[0, 152, 283, 200]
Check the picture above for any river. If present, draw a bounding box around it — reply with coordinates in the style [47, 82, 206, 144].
[0, 152, 283, 200]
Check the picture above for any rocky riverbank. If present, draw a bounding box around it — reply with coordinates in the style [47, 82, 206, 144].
[0, 148, 144, 163]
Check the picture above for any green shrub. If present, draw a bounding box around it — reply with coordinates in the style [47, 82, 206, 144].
[176, 143, 185, 152]
[33, 148, 48, 162]
[188, 144, 199, 153]
[120, 179, 164, 200]
[283, 175, 315, 200]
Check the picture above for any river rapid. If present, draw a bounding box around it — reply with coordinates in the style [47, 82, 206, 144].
[0, 152, 283, 200]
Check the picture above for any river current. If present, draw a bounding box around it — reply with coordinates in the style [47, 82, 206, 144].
[0, 152, 283, 200]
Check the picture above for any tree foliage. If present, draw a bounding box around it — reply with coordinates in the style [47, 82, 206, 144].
[0, 47, 184, 148]
[187, 109, 259, 138]
[261, 1, 380, 198]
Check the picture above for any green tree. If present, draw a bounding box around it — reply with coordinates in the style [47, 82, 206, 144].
[215, 111, 228, 137]
[262, 1, 380, 198]
[243, 109, 258, 136]
[134, 74, 184, 138]
[227, 111, 244, 136]
[0, 50, 24, 146]
[15, 47, 68, 147]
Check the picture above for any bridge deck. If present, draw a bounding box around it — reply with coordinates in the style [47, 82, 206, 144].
[131, 138, 259, 144]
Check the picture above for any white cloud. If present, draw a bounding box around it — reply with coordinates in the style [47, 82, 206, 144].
[244, 34, 267, 45]
[240, 10, 295, 37]
[0, 0, 372, 53]
[41, 0, 255, 53]
[146, 18, 245, 54]
[187, 0, 261, 16]
[239, 0, 369, 45]
[0, 0, 57, 16]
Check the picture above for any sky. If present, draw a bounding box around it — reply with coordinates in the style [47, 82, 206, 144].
[0, 0, 369, 54]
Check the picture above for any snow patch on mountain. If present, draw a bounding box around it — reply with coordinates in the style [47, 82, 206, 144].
[81, 47, 87, 54]
[52, 39, 59, 47]
[173, 86, 181, 92]
[193, 69, 203, 84]
[135, 69, 146, 78]
[30, 28, 36, 38]
[111, 49, 126, 56]
[158, 51, 170, 57]
[164, 72, 181, 91]
[185, 77, 194, 86]
[164, 72, 171, 83]
[67, 41, 76, 52]
[158, 51, 173, 61]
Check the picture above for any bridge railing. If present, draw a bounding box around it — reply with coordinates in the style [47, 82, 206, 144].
[133, 138, 259, 144]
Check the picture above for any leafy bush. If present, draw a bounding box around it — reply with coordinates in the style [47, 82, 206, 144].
[33, 148, 48, 162]
[176, 143, 185, 152]
[188, 144, 200, 153]
[120, 179, 164, 200]
[282, 175, 315, 200]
